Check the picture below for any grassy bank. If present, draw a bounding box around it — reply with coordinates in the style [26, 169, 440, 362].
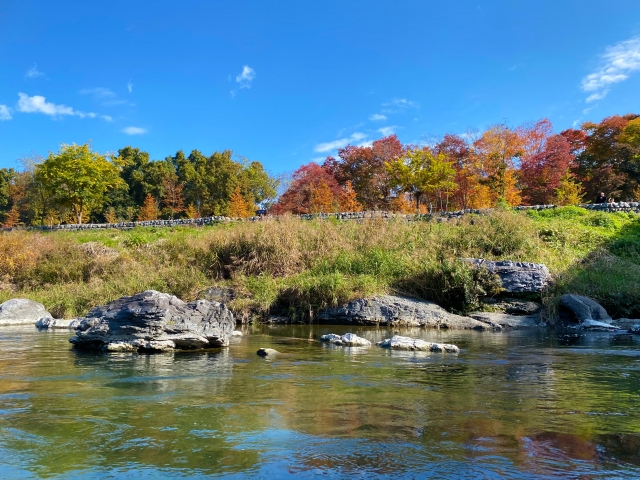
[0, 208, 638, 322]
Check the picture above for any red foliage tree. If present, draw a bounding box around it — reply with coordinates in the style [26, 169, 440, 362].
[271, 163, 341, 214]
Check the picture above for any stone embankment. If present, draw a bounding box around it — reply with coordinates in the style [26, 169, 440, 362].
[6, 201, 635, 232]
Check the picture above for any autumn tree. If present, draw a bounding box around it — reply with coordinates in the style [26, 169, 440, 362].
[161, 173, 185, 219]
[228, 186, 253, 218]
[137, 193, 159, 221]
[34, 143, 125, 224]
[309, 180, 337, 213]
[272, 163, 341, 214]
[338, 181, 363, 212]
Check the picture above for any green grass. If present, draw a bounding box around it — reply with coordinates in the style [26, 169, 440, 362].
[0, 209, 638, 322]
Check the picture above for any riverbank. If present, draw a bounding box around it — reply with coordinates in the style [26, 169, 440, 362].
[0, 207, 638, 322]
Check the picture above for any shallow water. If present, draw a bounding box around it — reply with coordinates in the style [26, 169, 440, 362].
[1, 325, 640, 478]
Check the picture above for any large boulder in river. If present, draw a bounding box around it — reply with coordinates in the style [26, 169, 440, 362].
[463, 259, 550, 293]
[69, 290, 234, 352]
[320, 333, 371, 347]
[317, 295, 493, 329]
[0, 298, 53, 326]
[559, 294, 612, 323]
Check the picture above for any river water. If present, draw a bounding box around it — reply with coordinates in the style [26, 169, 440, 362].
[1, 325, 639, 478]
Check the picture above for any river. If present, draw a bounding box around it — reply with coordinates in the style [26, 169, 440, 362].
[1, 325, 639, 478]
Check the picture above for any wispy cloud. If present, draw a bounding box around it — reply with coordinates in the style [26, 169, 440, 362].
[16, 93, 111, 120]
[127, 80, 133, 93]
[581, 35, 640, 102]
[25, 63, 44, 79]
[236, 65, 256, 89]
[0, 105, 11, 121]
[382, 98, 419, 113]
[378, 126, 398, 136]
[369, 113, 387, 121]
[122, 126, 147, 135]
[315, 132, 367, 153]
[79, 87, 116, 98]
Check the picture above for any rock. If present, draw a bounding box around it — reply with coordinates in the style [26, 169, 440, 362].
[559, 294, 612, 323]
[36, 318, 81, 329]
[481, 298, 541, 315]
[630, 325, 640, 334]
[577, 319, 619, 331]
[69, 290, 234, 352]
[0, 298, 53, 326]
[203, 286, 235, 303]
[470, 312, 541, 328]
[463, 259, 550, 293]
[609, 318, 640, 330]
[377, 335, 459, 353]
[257, 348, 279, 356]
[231, 330, 243, 336]
[317, 295, 494, 330]
[320, 333, 371, 347]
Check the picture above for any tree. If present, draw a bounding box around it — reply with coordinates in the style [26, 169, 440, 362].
[272, 163, 341, 214]
[184, 203, 199, 219]
[137, 193, 159, 221]
[554, 173, 584, 206]
[228, 186, 252, 218]
[34, 143, 125, 224]
[386, 148, 456, 211]
[309, 180, 337, 213]
[161, 173, 185, 219]
[338, 181, 363, 212]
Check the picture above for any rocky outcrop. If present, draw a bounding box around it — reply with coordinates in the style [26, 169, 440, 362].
[69, 290, 234, 352]
[470, 312, 541, 329]
[0, 299, 53, 326]
[36, 318, 81, 329]
[377, 335, 459, 353]
[320, 333, 371, 347]
[481, 298, 541, 315]
[463, 259, 550, 293]
[317, 295, 494, 329]
[559, 294, 612, 323]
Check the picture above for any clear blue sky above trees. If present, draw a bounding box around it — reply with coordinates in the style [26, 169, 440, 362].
[1, 0, 639, 173]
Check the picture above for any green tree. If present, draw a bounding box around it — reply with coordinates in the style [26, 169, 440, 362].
[34, 143, 125, 224]
[386, 149, 456, 211]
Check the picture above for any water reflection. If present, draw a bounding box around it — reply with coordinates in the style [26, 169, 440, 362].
[0, 325, 639, 477]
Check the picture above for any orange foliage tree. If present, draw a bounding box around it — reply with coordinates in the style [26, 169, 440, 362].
[228, 186, 253, 218]
[137, 193, 159, 221]
[338, 181, 363, 212]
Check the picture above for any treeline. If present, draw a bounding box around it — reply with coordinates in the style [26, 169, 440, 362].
[0, 145, 278, 226]
[273, 114, 640, 214]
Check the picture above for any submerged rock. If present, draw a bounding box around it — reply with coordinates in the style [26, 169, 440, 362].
[257, 348, 279, 356]
[630, 325, 640, 334]
[36, 318, 81, 329]
[0, 298, 53, 326]
[377, 335, 459, 353]
[317, 295, 493, 329]
[559, 294, 612, 323]
[69, 290, 234, 352]
[320, 333, 371, 346]
[463, 259, 550, 293]
[231, 330, 243, 336]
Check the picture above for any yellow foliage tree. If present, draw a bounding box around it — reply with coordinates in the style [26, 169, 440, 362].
[104, 207, 117, 223]
[389, 193, 414, 213]
[137, 193, 159, 221]
[503, 169, 522, 206]
[228, 186, 252, 218]
[554, 173, 584, 206]
[338, 181, 363, 212]
[184, 203, 199, 219]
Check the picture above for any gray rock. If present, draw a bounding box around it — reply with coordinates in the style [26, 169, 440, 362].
[36, 318, 81, 329]
[377, 335, 460, 353]
[629, 324, 640, 334]
[481, 298, 541, 315]
[69, 290, 234, 352]
[0, 298, 53, 326]
[463, 259, 550, 293]
[559, 294, 612, 323]
[608, 318, 640, 330]
[320, 333, 371, 347]
[470, 312, 541, 328]
[203, 286, 235, 303]
[579, 319, 619, 331]
[318, 295, 494, 330]
[231, 330, 243, 336]
[257, 348, 279, 356]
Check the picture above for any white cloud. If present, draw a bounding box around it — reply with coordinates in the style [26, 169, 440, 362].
[127, 80, 133, 93]
[315, 132, 367, 153]
[236, 65, 256, 89]
[79, 87, 116, 98]
[25, 63, 44, 79]
[16, 92, 109, 120]
[581, 35, 640, 102]
[369, 113, 387, 121]
[382, 98, 419, 113]
[0, 105, 11, 121]
[378, 126, 398, 136]
[122, 126, 147, 135]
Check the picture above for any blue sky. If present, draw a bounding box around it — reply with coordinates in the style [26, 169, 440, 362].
[1, 0, 640, 174]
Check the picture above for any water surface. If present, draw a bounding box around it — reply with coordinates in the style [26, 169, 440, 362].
[1, 325, 640, 478]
